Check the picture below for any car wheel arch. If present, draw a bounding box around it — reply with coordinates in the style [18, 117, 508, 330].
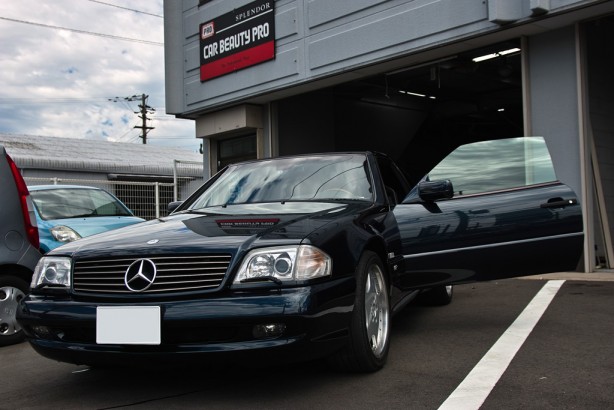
[0, 265, 34, 285]
[360, 238, 393, 288]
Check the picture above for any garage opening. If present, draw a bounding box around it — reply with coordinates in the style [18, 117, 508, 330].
[585, 15, 614, 269]
[277, 39, 523, 187]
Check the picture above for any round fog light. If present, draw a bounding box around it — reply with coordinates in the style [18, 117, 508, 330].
[253, 323, 286, 339]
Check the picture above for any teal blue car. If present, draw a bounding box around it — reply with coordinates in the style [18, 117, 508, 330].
[28, 185, 145, 253]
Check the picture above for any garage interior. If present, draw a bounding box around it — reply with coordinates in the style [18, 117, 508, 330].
[277, 39, 523, 188]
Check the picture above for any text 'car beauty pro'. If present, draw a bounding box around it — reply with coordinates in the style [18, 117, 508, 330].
[17, 137, 583, 372]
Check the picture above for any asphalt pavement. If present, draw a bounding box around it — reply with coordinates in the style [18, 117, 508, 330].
[1, 275, 613, 409]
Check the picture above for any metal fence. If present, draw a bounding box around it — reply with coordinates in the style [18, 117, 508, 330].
[173, 159, 205, 203]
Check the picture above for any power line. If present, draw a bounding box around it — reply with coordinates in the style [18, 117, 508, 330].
[111, 127, 138, 143]
[0, 97, 160, 105]
[147, 136, 194, 139]
[150, 117, 186, 122]
[86, 0, 163, 18]
[0, 97, 113, 104]
[0, 16, 163, 46]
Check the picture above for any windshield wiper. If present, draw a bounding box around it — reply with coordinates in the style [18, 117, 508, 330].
[324, 198, 369, 202]
[65, 213, 96, 218]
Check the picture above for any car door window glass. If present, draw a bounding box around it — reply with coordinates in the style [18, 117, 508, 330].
[428, 137, 557, 196]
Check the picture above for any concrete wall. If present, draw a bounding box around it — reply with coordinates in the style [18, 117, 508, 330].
[527, 26, 582, 197]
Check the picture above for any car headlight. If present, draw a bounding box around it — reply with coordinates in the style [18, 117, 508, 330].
[31, 257, 72, 289]
[50, 225, 82, 243]
[234, 245, 332, 285]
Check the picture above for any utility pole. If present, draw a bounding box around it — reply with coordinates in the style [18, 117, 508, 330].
[134, 93, 155, 144]
[109, 93, 155, 144]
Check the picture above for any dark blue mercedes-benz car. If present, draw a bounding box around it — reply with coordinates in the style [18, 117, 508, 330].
[17, 137, 583, 372]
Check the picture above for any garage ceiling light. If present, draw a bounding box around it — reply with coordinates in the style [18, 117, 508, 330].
[472, 47, 520, 62]
[398, 90, 437, 99]
[399, 90, 425, 98]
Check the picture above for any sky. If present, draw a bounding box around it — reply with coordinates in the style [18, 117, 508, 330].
[0, 0, 200, 152]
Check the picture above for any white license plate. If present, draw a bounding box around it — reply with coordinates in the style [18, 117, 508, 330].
[96, 306, 161, 345]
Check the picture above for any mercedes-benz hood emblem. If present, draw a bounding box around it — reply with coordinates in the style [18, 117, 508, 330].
[124, 259, 157, 292]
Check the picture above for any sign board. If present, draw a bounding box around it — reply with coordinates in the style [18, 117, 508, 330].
[199, 0, 275, 82]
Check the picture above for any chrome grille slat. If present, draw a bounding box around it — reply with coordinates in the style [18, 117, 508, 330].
[158, 268, 229, 272]
[80, 284, 219, 294]
[73, 254, 231, 295]
[156, 274, 225, 279]
[74, 278, 122, 282]
[150, 279, 222, 285]
[74, 272, 118, 276]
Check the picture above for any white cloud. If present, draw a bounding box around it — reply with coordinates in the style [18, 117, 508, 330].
[0, 0, 200, 152]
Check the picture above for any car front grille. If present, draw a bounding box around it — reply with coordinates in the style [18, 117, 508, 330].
[72, 254, 232, 294]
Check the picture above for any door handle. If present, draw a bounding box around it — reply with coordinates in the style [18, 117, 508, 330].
[540, 198, 578, 208]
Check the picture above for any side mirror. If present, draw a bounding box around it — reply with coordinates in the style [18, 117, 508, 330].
[167, 201, 184, 214]
[418, 180, 454, 202]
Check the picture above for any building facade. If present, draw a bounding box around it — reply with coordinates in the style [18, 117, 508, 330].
[163, 0, 614, 272]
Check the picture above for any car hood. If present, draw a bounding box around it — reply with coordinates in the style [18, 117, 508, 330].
[50, 202, 368, 259]
[41, 216, 145, 238]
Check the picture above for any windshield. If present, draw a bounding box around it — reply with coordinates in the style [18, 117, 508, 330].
[189, 154, 373, 209]
[31, 188, 133, 220]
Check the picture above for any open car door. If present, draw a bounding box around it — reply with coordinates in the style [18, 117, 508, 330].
[393, 137, 584, 290]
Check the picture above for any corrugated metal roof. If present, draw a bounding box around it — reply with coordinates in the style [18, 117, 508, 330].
[0, 134, 203, 176]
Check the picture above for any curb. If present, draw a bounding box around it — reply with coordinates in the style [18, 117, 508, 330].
[520, 270, 614, 282]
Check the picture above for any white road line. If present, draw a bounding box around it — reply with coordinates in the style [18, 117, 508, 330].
[438, 280, 566, 410]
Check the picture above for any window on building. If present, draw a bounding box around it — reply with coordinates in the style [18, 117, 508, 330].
[217, 134, 257, 169]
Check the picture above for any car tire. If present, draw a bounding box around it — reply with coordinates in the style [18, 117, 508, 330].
[418, 285, 454, 306]
[329, 251, 390, 372]
[0, 276, 28, 347]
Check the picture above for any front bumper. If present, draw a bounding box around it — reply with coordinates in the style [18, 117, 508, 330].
[17, 277, 355, 367]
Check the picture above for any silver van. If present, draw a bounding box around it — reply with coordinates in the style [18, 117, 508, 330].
[0, 145, 42, 346]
